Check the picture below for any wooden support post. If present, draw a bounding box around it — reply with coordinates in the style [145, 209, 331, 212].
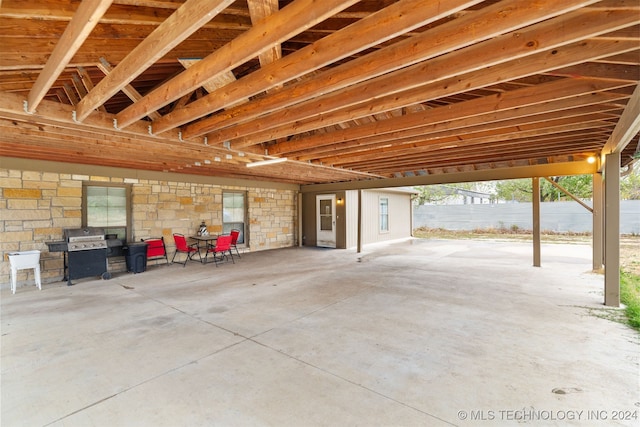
[592, 172, 604, 271]
[532, 177, 541, 267]
[604, 152, 620, 307]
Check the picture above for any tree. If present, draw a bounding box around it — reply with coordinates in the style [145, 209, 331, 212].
[413, 185, 450, 205]
[621, 164, 640, 200]
[415, 166, 639, 204]
[495, 175, 593, 202]
[413, 182, 488, 205]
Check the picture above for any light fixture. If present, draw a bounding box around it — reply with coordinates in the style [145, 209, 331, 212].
[337, 197, 344, 205]
[246, 157, 288, 168]
[587, 156, 596, 164]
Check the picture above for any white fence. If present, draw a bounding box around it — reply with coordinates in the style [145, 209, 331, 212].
[414, 200, 640, 234]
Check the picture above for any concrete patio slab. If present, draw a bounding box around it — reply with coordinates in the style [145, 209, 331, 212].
[2, 239, 638, 426]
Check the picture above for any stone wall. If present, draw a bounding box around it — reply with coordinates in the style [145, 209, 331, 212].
[1, 167, 297, 289]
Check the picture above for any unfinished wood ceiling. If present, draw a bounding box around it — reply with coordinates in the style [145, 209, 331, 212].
[1, 0, 639, 185]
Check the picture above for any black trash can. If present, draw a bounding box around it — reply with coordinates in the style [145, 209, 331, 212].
[124, 242, 148, 273]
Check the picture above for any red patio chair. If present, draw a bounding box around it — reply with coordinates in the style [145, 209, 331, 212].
[171, 233, 201, 266]
[205, 234, 235, 267]
[144, 236, 169, 265]
[230, 229, 241, 258]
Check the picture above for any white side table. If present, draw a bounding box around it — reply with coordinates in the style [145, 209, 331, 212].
[8, 250, 42, 294]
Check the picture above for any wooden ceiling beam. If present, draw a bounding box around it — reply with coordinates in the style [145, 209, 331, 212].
[0, 123, 344, 184]
[0, 91, 252, 163]
[0, 18, 247, 42]
[115, 0, 361, 128]
[362, 141, 607, 174]
[184, 0, 606, 140]
[360, 130, 613, 162]
[296, 106, 623, 162]
[345, 137, 608, 173]
[0, 97, 377, 183]
[177, 59, 248, 108]
[324, 120, 616, 167]
[76, 67, 107, 113]
[0, 0, 250, 28]
[221, 9, 639, 148]
[331, 131, 611, 166]
[545, 63, 640, 81]
[335, 136, 614, 173]
[96, 58, 161, 120]
[271, 78, 630, 156]
[25, 0, 113, 113]
[151, 0, 481, 134]
[362, 154, 595, 177]
[0, 39, 228, 71]
[602, 82, 640, 155]
[233, 39, 637, 149]
[2, 1, 638, 185]
[0, 0, 171, 24]
[62, 83, 80, 106]
[75, 0, 236, 121]
[247, 0, 282, 68]
[300, 162, 598, 193]
[594, 50, 640, 65]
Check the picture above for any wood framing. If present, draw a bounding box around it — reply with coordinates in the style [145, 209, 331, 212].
[0, 0, 637, 185]
[0, 0, 638, 308]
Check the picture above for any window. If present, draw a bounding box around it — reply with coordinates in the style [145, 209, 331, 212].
[223, 192, 246, 244]
[319, 199, 333, 231]
[380, 197, 389, 232]
[83, 183, 131, 241]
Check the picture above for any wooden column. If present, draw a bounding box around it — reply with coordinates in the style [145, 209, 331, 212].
[604, 152, 620, 307]
[532, 177, 541, 267]
[592, 172, 604, 271]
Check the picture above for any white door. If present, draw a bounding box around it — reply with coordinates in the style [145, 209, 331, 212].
[316, 195, 336, 248]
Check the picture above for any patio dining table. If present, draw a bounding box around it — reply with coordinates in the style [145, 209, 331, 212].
[190, 234, 219, 264]
[190, 234, 217, 250]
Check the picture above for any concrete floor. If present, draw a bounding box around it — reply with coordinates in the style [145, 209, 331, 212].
[1, 239, 638, 426]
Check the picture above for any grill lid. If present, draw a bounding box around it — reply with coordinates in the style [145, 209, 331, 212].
[65, 227, 107, 251]
[65, 227, 105, 241]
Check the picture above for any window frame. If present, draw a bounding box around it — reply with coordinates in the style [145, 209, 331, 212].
[222, 191, 247, 244]
[82, 182, 132, 242]
[379, 196, 389, 233]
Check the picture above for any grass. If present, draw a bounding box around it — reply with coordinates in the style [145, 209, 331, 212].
[621, 270, 640, 330]
[414, 226, 640, 331]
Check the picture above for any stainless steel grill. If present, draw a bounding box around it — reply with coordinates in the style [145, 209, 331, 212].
[63, 227, 111, 285]
[66, 230, 108, 252]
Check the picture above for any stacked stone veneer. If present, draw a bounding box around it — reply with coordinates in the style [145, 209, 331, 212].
[1, 167, 297, 288]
